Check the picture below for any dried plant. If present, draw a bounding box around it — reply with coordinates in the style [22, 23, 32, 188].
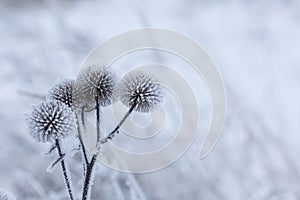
[48, 79, 89, 177]
[117, 71, 162, 112]
[77, 65, 116, 200]
[48, 79, 79, 110]
[27, 100, 75, 143]
[76, 65, 116, 107]
[27, 100, 75, 200]
[101, 71, 162, 142]
[26, 66, 162, 200]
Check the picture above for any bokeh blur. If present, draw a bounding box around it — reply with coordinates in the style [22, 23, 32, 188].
[1, 0, 300, 199]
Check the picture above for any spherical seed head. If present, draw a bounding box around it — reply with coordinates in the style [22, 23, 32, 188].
[117, 71, 162, 112]
[27, 100, 75, 143]
[77, 65, 116, 106]
[48, 79, 79, 110]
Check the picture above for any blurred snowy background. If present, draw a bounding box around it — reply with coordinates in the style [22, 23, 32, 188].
[1, 0, 300, 199]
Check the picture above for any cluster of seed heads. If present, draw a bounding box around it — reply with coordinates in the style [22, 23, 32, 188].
[117, 71, 162, 112]
[26, 65, 163, 200]
[27, 101, 75, 143]
[27, 65, 162, 142]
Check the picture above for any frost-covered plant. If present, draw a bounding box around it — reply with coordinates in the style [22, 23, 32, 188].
[48, 79, 79, 110]
[118, 71, 162, 112]
[76, 65, 116, 151]
[27, 100, 75, 200]
[77, 66, 116, 200]
[27, 101, 75, 142]
[26, 66, 162, 200]
[101, 71, 162, 142]
[77, 65, 116, 107]
[48, 79, 89, 174]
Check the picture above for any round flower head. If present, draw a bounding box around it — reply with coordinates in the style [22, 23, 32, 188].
[27, 100, 75, 143]
[117, 71, 162, 112]
[48, 79, 79, 110]
[77, 65, 116, 106]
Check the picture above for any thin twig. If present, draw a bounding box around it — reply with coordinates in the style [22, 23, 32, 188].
[96, 90, 101, 143]
[75, 112, 89, 166]
[101, 103, 136, 143]
[81, 107, 86, 135]
[42, 144, 57, 156]
[50, 153, 65, 169]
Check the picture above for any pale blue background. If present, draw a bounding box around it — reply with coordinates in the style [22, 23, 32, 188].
[0, 0, 299, 199]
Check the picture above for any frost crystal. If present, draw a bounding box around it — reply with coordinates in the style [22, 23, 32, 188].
[48, 79, 79, 109]
[27, 101, 75, 143]
[117, 71, 162, 112]
[77, 65, 116, 106]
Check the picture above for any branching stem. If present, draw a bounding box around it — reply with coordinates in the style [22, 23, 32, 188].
[101, 103, 137, 143]
[81, 91, 101, 200]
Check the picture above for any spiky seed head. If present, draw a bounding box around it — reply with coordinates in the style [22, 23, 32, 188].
[76, 65, 116, 107]
[27, 100, 75, 143]
[48, 79, 79, 110]
[117, 71, 162, 112]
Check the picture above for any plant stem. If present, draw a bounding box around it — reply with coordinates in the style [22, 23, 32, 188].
[101, 103, 136, 143]
[82, 152, 98, 200]
[96, 90, 100, 143]
[55, 139, 74, 200]
[81, 107, 86, 136]
[81, 91, 101, 200]
[75, 112, 89, 170]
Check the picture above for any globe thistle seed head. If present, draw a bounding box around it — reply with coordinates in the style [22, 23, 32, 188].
[117, 71, 162, 112]
[27, 100, 75, 143]
[77, 65, 116, 106]
[48, 79, 79, 110]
